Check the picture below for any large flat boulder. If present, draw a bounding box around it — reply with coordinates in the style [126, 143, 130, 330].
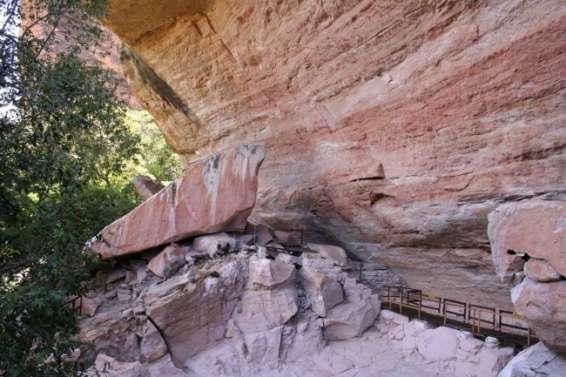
[89, 144, 265, 259]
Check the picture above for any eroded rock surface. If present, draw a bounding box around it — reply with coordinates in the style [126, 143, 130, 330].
[89, 144, 265, 258]
[489, 200, 566, 353]
[489, 200, 566, 281]
[511, 279, 566, 353]
[498, 342, 566, 377]
[81, 242, 515, 377]
[97, 0, 566, 307]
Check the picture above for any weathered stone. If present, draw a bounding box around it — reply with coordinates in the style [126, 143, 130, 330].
[488, 200, 566, 281]
[248, 257, 296, 289]
[498, 342, 566, 377]
[301, 268, 344, 317]
[78, 251, 520, 377]
[147, 244, 186, 278]
[233, 288, 298, 334]
[242, 326, 283, 368]
[87, 354, 146, 377]
[89, 144, 265, 259]
[144, 259, 247, 366]
[80, 297, 102, 317]
[192, 232, 236, 258]
[524, 259, 561, 282]
[307, 243, 349, 267]
[274, 230, 303, 246]
[418, 327, 459, 362]
[140, 321, 167, 363]
[147, 356, 186, 377]
[132, 175, 164, 201]
[254, 224, 274, 246]
[511, 278, 566, 352]
[323, 278, 380, 340]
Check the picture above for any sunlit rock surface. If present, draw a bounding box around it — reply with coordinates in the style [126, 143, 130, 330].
[81, 244, 514, 377]
[98, 0, 566, 308]
[89, 144, 265, 258]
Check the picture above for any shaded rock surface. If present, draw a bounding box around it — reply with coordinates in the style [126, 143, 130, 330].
[97, 0, 566, 308]
[89, 144, 265, 258]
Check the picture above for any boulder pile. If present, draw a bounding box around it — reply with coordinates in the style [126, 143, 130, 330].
[79, 234, 518, 377]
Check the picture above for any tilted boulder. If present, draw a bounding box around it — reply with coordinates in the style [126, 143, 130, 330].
[248, 257, 296, 289]
[301, 268, 344, 317]
[132, 175, 164, 201]
[488, 200, 566, 281]
[89, 144, 265, 259]
[144, 258, 248, 366]
[323, 278, 380, 340]
[511, 278, 566, 352]
[233, 257, 298, 334]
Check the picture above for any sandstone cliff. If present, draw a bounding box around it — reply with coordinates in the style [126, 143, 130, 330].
[97, 0, 566, 309]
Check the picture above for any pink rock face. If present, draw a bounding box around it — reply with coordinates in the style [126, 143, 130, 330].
[512, 279, 566, 353]
[524, 259, 561, 283]
[99, 0, 566, 308]
[488, 200, 566, 280]
[90, 144, 265, 259]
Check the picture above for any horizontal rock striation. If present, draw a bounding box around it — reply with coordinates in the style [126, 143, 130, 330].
[89, 144, 265, 258]
[101, 0, 566, 307]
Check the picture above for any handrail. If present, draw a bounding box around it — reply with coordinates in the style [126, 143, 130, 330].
[381, 285, 534, 345]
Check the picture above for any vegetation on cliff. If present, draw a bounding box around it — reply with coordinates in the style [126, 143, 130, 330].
[0, 1, 177, 375]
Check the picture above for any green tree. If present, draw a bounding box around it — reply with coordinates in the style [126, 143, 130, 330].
[0, 1, 140, 375]
[124, 109, 183, 183]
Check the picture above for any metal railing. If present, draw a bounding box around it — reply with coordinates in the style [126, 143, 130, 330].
[381, 285, 535, 345]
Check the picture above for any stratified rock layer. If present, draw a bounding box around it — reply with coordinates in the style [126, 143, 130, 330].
[100, 0, 566, 308]
[90, 144, 265, 258]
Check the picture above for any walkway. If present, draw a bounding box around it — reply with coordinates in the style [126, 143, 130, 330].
[380, 285, 536, 348]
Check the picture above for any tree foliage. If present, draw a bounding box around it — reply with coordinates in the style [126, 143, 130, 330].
[0, 1, 142, 375]
[124, 109, 183, 183]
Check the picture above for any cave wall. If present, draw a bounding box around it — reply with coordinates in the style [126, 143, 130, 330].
[102, 0, 566, 308]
